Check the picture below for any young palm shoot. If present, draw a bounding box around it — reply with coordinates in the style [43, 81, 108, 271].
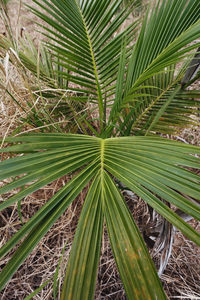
[0, 1, 200, 299]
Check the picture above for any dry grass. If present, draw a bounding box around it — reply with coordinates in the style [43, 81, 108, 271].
[162, 222, 200, 299]
[0, 1, 200, 299]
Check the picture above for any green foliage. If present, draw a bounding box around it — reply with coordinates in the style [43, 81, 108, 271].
[0, 0, 200, 299]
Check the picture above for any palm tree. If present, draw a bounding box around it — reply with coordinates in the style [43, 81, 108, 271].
[0, 0, 200, 299]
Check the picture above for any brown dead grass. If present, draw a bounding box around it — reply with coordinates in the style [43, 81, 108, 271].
[163, 222, 200, 299]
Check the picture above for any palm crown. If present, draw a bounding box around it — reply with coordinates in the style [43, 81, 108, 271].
[0, 0, 200, 299]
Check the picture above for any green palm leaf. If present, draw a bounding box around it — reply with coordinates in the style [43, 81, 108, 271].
[122, 64, 200, 135]
[115, 0, 200, 136]
[103, 171, 166, 299]
[0, 134, 200, 299]
[27, 0, 139, 130]
[61, 173, 104, 300]
[125, 0, 200, 90]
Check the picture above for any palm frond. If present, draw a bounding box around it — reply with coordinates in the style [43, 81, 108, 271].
[129, 84, 200, 135]
[0, 134, 200, 299]
[27, 0, 139, 130]
[125, 0, 200, 90]
[110, 0, 200, 136]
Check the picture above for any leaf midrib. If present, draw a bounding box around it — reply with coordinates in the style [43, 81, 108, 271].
[74, 0, 104, 130]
